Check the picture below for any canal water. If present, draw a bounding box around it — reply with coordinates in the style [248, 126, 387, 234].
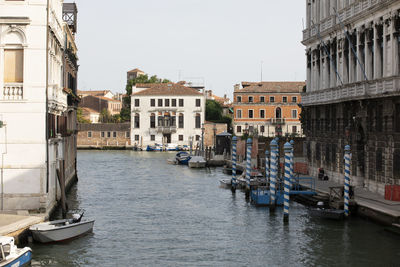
[31, 151, 400, 266]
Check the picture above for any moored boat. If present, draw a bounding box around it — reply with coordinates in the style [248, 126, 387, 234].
[175, 152, 191, 165]
[188, 156, 206, 168]
[29, 214, 95, 243]
[309, 202, 345, 220]
[0, 236, 32, 267]
[219, 179, 232, 189]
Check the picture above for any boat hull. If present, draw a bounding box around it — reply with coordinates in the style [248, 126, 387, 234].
[0, 248, 32, 267]
[188, 162, 206, 168]
[31, 220, 95, 243]
[309, 209, 345, 220]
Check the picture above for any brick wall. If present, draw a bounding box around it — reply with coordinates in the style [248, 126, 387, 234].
[204, 122, 228, 147]
[77, 123, 131, 148]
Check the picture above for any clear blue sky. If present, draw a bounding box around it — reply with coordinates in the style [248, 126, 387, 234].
[74, 0, 306, 97]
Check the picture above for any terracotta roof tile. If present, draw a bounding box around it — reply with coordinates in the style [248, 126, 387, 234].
[237, 81, 305, 93]
[132, 83, 203, 96]
[127, 68, 144, 73]
[77, 90, 112, 96]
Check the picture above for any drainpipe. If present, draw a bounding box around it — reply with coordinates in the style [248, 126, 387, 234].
[45, 0, 50, 193]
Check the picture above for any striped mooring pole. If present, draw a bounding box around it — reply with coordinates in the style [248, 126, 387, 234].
[265, 150, 270, 183]
[231, 136, 238, 193]
[344, 145, 351, 217]
[269, 139, 278, 211]
[283, 142, 293, 222]
[245, 138, 252, 198]
[290, 140, 295, 187]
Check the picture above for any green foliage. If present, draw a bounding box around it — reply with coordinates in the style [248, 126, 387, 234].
[77, 108, 90, 123]
[206, 100, 223, 122]
[122, 73, 171, 122]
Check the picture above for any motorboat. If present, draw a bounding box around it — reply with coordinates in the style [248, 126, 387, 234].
[309, 202, 345, 220]
[166, 143, 179, 151]
[0, 236, 32, 267]
[219, 179, 232, 189]
[175, 152, 191, 165]
[29, 213, 95, 243]
[188, 156, 206, 168]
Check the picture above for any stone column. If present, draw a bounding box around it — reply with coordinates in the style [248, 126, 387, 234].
[356, 28, 363, 82]
[393, 22, 399, 76]
[324, 50, 330, 89]
[365, 26, 372, 80]
[349, 32, 356, 83]
[383, 17, 389, 78]
[373, 21, 382, 79]
[330, 41, 337, 88]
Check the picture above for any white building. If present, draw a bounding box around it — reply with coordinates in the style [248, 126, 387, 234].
[302, 0, 400, 195]
[131, 83, 205, 149]
[0, 0, 76, 211]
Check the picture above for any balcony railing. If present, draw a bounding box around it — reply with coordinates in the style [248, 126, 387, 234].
[3, 83, 23, 100]
[157, 126, 177, 134]
[269, 118, 286, 125]
[301, 76, 400, 106]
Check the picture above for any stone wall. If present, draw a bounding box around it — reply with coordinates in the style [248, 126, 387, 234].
[203, 122, 228, 147]
[77, 123, 131, 148]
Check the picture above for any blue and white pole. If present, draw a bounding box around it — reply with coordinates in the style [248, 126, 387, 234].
[269, 139, 278, 211]
[290, 140, 295, 187]
[265, 150, 270, 183]
[283, 142, 292, 222]
[245, 138, 252, 198]
[344, 145, 351, 217]
[231, 136, 238, 193]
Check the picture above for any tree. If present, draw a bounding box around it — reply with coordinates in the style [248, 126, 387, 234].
[205, 100, 233, 133]
[120, 74, 171, 122]
[77, 108, 90, 123]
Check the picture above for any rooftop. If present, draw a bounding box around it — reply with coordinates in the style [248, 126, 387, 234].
[132, 83, 203, 96]
[128, 68, 145, 73]
[237, 81, 305, 93]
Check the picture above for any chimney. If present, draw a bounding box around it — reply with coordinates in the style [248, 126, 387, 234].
[234, 84, 240, 91]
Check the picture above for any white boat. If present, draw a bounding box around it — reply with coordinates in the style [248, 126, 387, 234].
[29, 214, 94, 243]
[188, 156, 206, 168]
[166, 143, 179, 151]
[0, 236, 32, 267]
[219, 179, 232, 189]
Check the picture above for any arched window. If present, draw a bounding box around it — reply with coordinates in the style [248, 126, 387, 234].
[275, 107, 282, 118]
[178, 113, 184, 128]
[134, 113, 140, 128]
[150, 113, 155, 128]
[195, 113, 201, 128]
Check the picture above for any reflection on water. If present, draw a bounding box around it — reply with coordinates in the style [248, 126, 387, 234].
[31, 151, 400, 266]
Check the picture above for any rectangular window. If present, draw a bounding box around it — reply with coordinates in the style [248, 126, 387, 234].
[292, 96, 297, 103]
[150, 135, 155, 141]
[107, 132, 111, 138]
[150, 99, 155, 107]
[270, 96, 275, 103]
[134, 114, 140, 128]
[292, 126, 297, 133]
[196, 135, 200, 141]
[179, 99, 184, 107]
[150, 116, 156, 128]
[172, 99, 177, 107]
[292, 109, 298, 118]
[165, 99, 170, 107]
[135, 135, 139, 141]
[236, 109, 242, 119]
[196, 99, 201, 107]
[237, 126, 242, 133]
[101, 131, 105, 138]
[249, 110, 254, 118]
[158, 99, 163, 107]
[248, 96, 253, 103]
[126, 131, 130, 138]
[179, 135, 184, 141]
[283, 96, 287, 103]
[113, 131, 117, 138]
[179, 115, 184, 128]
[4, 49, 23, 83]
[195, 115, 201, 128]
[260, 110, 265, 118]
[260, 96, 265, 103]
[237, 96, 242, 103]
[87, 131, 92, 138]
[134, 99, 140, 107]
[260, 126, 265, 133]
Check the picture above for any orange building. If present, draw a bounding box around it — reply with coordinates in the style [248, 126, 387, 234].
[233, 81, 305, 137]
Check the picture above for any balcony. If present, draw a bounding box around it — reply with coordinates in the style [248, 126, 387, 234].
[3, 83, 23, 100]
[269, 118, 286, 125]
[301, 76, 400, 106]
[48, 84, 68, 112]
[157, 126, 177, 134]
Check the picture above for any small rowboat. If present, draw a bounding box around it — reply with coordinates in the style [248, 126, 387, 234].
[29, 213, 94, 243]
[0, 236, 32, 267]
[309, 208, 345, 220]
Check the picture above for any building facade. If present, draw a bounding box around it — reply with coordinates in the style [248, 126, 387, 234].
[233, 82, 304, 137]
[0, 0, 78, 212]
[302, 0, 400, 195]
[131, 83, 205, 148]
[79, 94, 122, 116]
[77, 123, 131, 149]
